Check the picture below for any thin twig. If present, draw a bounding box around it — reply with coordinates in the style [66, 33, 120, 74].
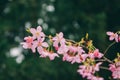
[95, 59, 106, 62]
[103, 42, 116, 56]
[100, 66, 109, 70]
[103, 57, 113, 63]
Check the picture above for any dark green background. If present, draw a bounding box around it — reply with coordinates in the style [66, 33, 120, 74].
[0, 0, 120, 80]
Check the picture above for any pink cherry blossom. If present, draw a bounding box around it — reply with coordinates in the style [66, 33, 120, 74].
[40, 50, 59, 60]
[77, 65, 92, 78]
[62, 46, 87, 64]
[35, 38, 49, 54]
[30, 26, 45, 39]
[62, 46, 78, 62]
[21, 36, 33, 48]
[52, 32, 66, 49]
[20, 36, 36, 52]
[106, 31, 118, 42]
[71, 47, 87, 64]
[109, 64, 116, 72]
[24, 36, 34, 43]
[71, 53, 88, 64]
[88, 49, 103, 59]
[62, 53, 73, 62]
[109, 63, 120, 79]
[112, 67, 120, 79]
[77, 62, 102, 79]
[57, 44, 68, 54]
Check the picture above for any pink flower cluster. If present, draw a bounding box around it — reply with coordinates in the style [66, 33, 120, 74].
[109, 54, 120, 79]
[21, 26, 58, 60]
[77, 49, 103, 80]
[77, 61, 103, 80]
[21, 26, 120, 80]
[109, 64, 120, 79]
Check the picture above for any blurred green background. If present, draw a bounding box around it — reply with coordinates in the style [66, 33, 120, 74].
[0, 0, 120, 80]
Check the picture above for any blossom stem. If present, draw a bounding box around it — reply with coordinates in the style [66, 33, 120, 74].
[103, 42, 116, 56]
[103, 56, 113, 63]
[100, 66, 109, 70]
[95, 59, 106, 62]
[66, 39, 77, 44]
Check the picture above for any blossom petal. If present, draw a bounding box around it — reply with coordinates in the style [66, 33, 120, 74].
[37, 26, 42, 32]
[42, 42, 49, 47]
[59, 32, 63, 39]
[106, 31, 114, 36]
[115, 33, 118, 42]
[37, 46, 43, 54]
[109, 36, 115, 40]
[30, 28, 36, 34]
